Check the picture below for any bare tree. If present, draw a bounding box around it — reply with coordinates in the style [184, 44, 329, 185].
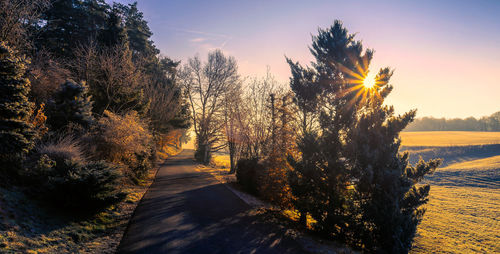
[0, 0, 50, 51]
[222, 81, 244, 173]
[71, 42, 147, 115]
[179, 49, 239, 164]
[238, 70, 283, 159]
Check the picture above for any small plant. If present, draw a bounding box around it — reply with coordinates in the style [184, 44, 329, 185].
[37, 136, 85, 165]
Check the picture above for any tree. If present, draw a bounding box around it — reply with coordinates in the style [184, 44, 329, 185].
[0, 0, 50, 52]
[72, 43, 149, 115]
[113, 2, 159, 58]
[0, 41, 35, 167]
[144, 57, 190, 134]
[36, 0, 109, 59]
[287, 21, 441, 252]
[286, 58, 321, 225]
[46, 80, 94, 131]
[288, 21, 372, 237]
[238, 70, 281, 160]
[180, 50, 239, 164]
[222, 81, 244, 173]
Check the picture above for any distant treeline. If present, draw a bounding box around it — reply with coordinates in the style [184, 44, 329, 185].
[405, 111, 500, 131]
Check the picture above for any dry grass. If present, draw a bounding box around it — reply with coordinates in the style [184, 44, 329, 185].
[411, 186, 500, 253]
[401, 131, 500, 253]
[212, 154, 231, 169]
[0, 162, 158, 253]
[401, 131, 500, 147]
[441, 155, 500, 171]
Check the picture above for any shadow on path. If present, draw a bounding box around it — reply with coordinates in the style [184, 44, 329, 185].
[117, 150, 302, 254]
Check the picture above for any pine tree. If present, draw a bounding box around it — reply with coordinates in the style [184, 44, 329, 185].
[0, 41, 35, 166]
[347, 69, 441, 253]
[98, 6, 128, 48]
[36, 0, 109, 59]
[117, 2, 159, 57]
[287, 21, 441, 252]
[47, 80, 94, 131]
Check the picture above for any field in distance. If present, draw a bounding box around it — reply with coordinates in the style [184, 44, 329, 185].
[401, 131, 500, 253]
[401, 131, 500, 146]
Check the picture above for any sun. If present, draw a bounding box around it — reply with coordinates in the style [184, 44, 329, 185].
[363, 73, 376, 89]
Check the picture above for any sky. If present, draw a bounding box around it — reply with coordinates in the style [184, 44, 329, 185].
[109, 0, 500, 119]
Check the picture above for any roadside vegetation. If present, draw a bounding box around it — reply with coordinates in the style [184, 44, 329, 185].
[1, 1, 496, 253]
[0, 0, 189, 252]
[183, 21, 442, 253]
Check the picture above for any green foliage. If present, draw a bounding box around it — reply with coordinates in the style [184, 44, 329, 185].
[36, 0, 109, 59]
[236, 158, 263, 195]
[287, 21, 441, 253]
[0, 41, 35, 168]
[114, 2, 159, 58]
[47, 81, 94, 131]
[98, 6, 128, 49]
[32, 136, 125, 210]
[35, 156, 125, 211]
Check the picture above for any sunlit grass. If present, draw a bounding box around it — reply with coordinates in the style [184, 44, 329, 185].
[212, 154, 231, 169]
[401, 131, 500, 146]
[441, 155, 500, 171]
[412, 186, 500, 253]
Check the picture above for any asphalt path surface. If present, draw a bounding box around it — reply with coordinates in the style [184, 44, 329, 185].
[117, 149, 303, 254]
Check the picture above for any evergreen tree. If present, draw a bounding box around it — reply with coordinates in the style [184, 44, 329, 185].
[347, 69, 441, 253]
[98, 6, 128, 48]
[287, 21, 441, 253]
[47, 80, 94, 131]
[36, 0, 109, 59]
[0, 41, 35, 166]
[117, 2, 159, 57]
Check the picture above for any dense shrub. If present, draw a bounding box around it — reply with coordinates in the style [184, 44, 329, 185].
[46, 81, 94, 131]
[260, 153, 293, 208]
[35, 156, 125, 210]
[33, 137, 125, 210]
[235, 158, 263, 195]
[93, 110, 154, 180]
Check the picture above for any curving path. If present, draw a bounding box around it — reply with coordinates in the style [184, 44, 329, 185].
[117, 149, 303, 254]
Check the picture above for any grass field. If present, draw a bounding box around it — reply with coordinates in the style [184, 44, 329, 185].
[214, 132, 500, 253]
[401, 131, 500, 146]
[402, 131, 500, 253]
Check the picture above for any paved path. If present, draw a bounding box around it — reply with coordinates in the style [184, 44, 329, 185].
[117, 149, 303, 254]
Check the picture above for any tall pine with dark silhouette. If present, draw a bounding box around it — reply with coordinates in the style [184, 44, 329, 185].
[0, 42, 35, 169]
[287, 21, 441, 253]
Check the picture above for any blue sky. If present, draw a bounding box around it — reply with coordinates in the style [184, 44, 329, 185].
[109, 0, 500, 118]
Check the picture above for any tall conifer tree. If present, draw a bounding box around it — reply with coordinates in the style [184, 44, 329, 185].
[0, 42, 35, 165]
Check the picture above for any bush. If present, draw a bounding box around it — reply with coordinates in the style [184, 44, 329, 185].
[260, 153, 293, 208]
[37, 136, 85, 165]
[46, 80, 94, 131]
[236, 158, 263, 195]
[93, 110, 154, 180]
[35, 156, 125, 211]
[32, 136, 125, 210]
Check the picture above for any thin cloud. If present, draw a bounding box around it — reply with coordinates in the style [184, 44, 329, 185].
[190, 37, 207, 43]
[167, 27, 232, 49]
